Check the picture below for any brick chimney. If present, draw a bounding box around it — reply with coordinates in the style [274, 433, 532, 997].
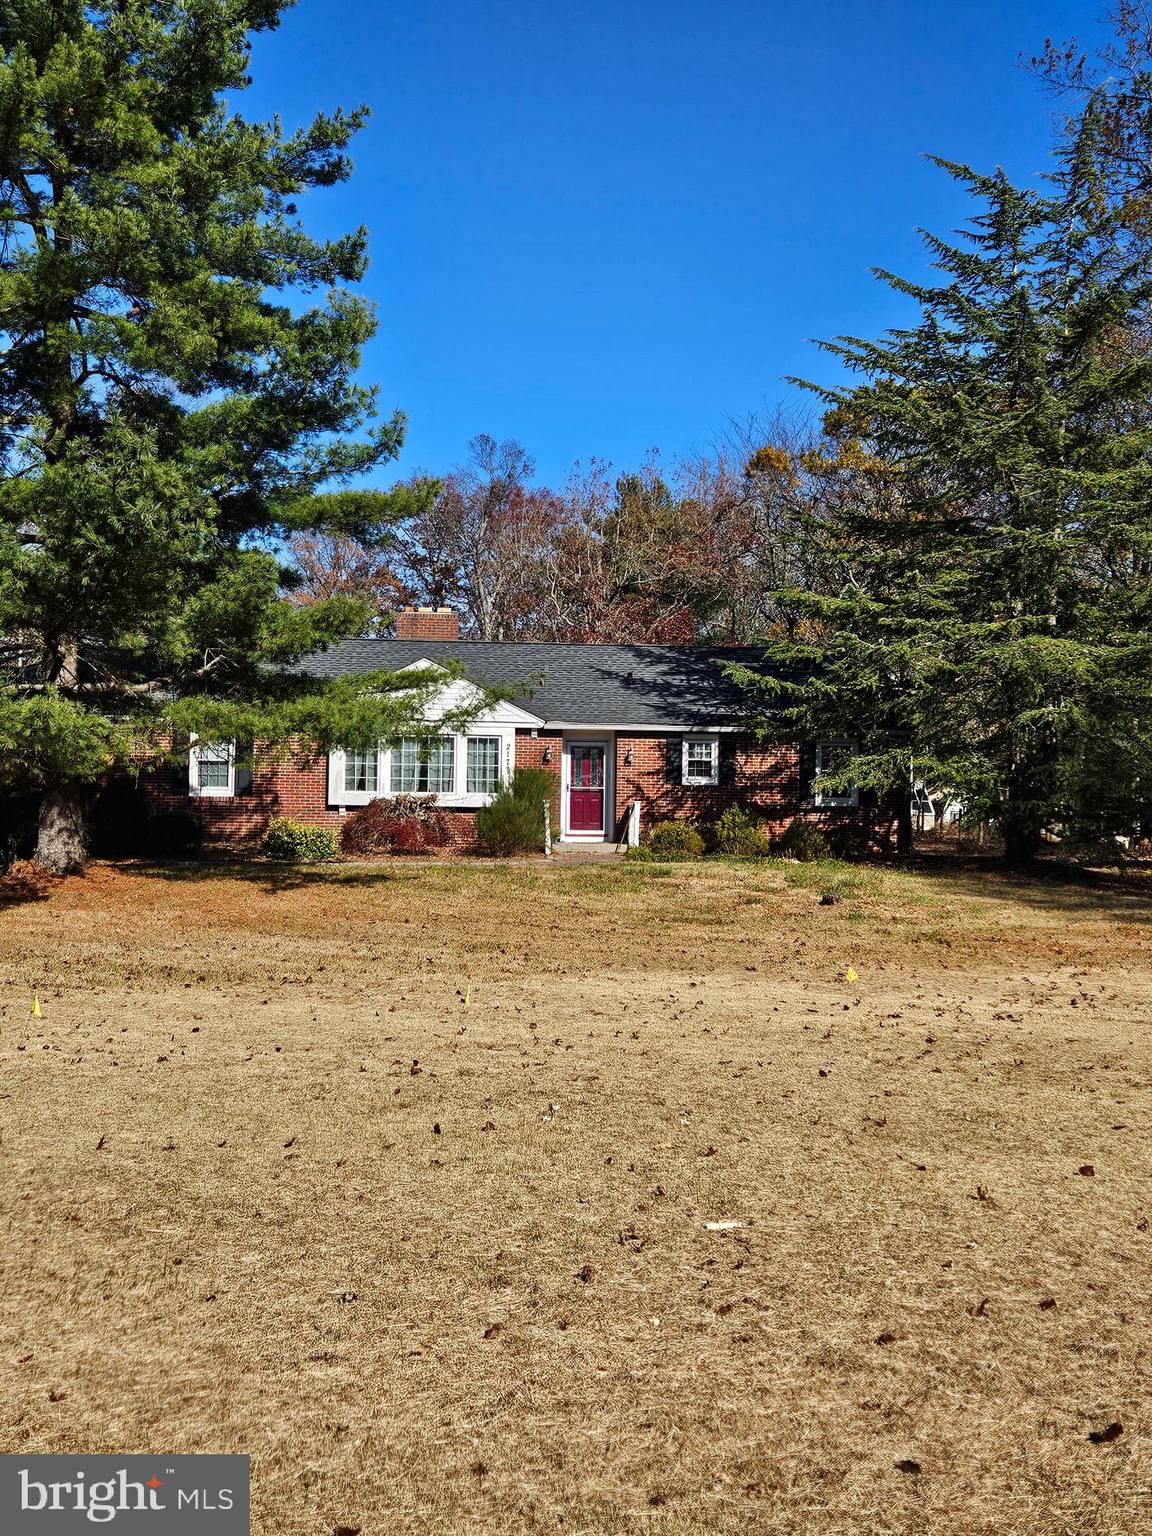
[394, 605, 460, 642]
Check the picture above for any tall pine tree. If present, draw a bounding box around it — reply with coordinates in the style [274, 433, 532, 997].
[735, 123, 1152, 861]
[0, 1, 461, 872]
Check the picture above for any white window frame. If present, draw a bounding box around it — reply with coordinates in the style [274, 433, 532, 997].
[681, 735, 720, 787]
[188, 738, 235, 798]
[343, 748, 380, 798]
[389, 735, 457, 796]
[814, 741, 859, 808]
[328, 726, 516, 810]
[465, 735, 502, 796]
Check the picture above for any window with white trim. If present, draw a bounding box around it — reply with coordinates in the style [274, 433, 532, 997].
[328, 729, 514, 808]
[390, 737, 456, 795]
[189, 740, 235, 797]
[682, 736, 719, 786]
[466, 736, 501, 795]
[344, 750, 378, 796]
[814, 742, 859, 807]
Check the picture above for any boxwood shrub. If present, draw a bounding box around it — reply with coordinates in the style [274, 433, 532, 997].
[263, 817, 339, 862]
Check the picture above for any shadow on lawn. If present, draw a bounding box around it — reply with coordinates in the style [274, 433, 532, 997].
[902, 851, 1152, 927]
[125, 857, 423, 894]
[115, 849, 1152, 925]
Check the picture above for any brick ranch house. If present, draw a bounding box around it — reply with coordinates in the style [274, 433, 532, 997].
[146, 606, 897, 853]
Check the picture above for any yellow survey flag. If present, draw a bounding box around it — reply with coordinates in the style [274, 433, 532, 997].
[31, 994, 42, 1018]
[844, 967, 858, 984]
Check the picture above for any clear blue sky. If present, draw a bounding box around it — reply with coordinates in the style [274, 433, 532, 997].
[243, 0, 1107, 485]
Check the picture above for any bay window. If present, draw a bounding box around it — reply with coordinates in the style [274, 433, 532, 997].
[329, 730, 511, 808]
[344, 749, 378, 796]
[390, 737, 455, 794]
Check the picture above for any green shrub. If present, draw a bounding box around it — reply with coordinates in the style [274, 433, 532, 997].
[474, 767, 560, 855]
[710, 804, 770, 857]
[146, 810, 203, 859]
[263, 817, 339, 862]
[646, 820, 705, 858]
[622, 845, 655, 863]
[774, 817, 831, 862]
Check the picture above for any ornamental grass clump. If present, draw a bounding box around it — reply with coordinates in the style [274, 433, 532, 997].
[474, 768, 559, 855]
[710, 804, 771, 857]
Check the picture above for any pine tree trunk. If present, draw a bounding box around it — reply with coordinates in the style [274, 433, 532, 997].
[1001, 818, 1042, 867]
[35, 783, 87, 875]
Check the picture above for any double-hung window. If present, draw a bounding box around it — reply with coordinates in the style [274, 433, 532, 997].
[814, 742, 859, 807]
[466, 736, 501, 795]
[682, 736, 720, 786]
[190, 740, 234, 797]
[344, 750, 378, 796]
[391, 737, 455, 794]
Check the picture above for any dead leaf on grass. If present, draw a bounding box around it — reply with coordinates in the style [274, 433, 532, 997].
[1088, 1422, 1123, 1444]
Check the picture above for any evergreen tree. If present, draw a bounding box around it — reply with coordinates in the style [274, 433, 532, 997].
[0, 1, 462, 872]
[735, 136, 1152, 862]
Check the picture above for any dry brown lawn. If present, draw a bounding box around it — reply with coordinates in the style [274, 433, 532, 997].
[1, 855, 1151, 1535]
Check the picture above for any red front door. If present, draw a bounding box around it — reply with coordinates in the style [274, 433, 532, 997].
[568, 743, 606, 834]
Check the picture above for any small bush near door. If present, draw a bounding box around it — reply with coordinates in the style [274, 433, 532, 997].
[474, 768, 559, 855]
[646, 820, 705, 859]
[709, 804, 771, 857]
[263, 817, 339, 862]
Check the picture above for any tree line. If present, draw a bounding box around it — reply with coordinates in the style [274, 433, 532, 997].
[286, 425, 832, 646]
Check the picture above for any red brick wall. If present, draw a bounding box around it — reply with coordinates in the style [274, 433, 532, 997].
[143, 753, 481, 850]
[612, 732, 896, 853]
[514, 730, 563, 779]
[140, 729, 895, 855]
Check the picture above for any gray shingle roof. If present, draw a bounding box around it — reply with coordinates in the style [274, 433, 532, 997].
[295, 639, 768, 727]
